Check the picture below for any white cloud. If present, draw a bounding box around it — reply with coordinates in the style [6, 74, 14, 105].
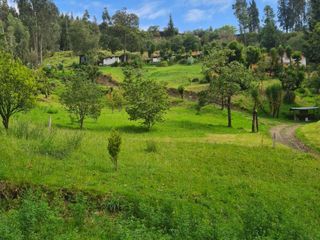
[185, 9, 207, 22]
[131, 2, 169, 20]
[182, 0, 232, 13]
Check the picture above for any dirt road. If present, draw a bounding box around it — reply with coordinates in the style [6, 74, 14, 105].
[270, 124, 317, 155]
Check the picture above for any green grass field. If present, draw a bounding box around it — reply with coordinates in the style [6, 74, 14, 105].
[297, 121, 320, 152]
[1, 93, 320, 238]
[100, 64, 204, 90]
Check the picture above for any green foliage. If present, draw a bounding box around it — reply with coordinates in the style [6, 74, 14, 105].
[0, 51, 37, 129]
[60, 73, 104, 129]
[122, 67, 170, 130]
[246, 45, 261, 67]
[177, 85, 185, 99]
[266, 83, 283, 118]
[108, 129, 122, 170]
[145, 140, 157, 153]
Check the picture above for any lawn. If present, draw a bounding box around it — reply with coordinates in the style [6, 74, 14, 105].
[100, 64, 204, 89]
[0, 95, 320, 238]
[297, 121, 320, 152]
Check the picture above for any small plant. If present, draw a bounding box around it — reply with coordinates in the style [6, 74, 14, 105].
[107, 129, 122, 171]
[177, 85, 185, 99]
[145, 140, 157, 153]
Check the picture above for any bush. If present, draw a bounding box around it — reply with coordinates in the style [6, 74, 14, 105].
[158, 61, 168, 67]
[145, 140, 157, 153]
[38, 130, 83, 159]
[178, 59, 188, 65]
[284, 91, 296, 104]
[191, 78, 199, 83]
[108, 129, 122, 171]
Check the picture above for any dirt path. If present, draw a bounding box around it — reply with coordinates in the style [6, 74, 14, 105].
[270, 124, 318, 156]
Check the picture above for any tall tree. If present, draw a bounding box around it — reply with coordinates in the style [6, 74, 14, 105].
[16, 0, 60, 64]
[233, 0, 249, 43]
[164, 14, 178, 37]
[278, 0, 290, 32]
[309, 0, 320, 30]
[112, 8, 139, 61]
[260, 5, 279, 50]
[248, 0, 260, 33]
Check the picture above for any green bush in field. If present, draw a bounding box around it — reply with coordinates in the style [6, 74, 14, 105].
[122, 67, 170, 130]
[145, 140, 157, 153]
[108, 129, 122, 171]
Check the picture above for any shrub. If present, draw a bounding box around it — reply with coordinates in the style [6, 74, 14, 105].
[283, 90, 296, 104]
[145, 140, 157, 153]
[108, 129, 122, 171]
[191, 78, 199, 83]
[38, 131, 83, 159]
[177, 85, 185, 99]
[158, 61, 168, 67]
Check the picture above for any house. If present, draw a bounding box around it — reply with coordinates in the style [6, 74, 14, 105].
[150, 52, 161, 64]
[102, 56, 121, 66]
[281, 53, 307, 67]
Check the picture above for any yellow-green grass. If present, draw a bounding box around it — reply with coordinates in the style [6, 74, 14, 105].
[1, 95, 320, 237]
[100, 64, 204, 89]
[297, 121, 320, 152]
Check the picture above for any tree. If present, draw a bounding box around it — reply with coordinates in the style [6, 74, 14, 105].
[107, 88, 125, 113]
[210, 61, 253, 127]
[107, 129, 121, 171]
[228, 41, 244, 63]
[306, 23, 320, 64]
[279, 66, 304, 103]
[248, 0, 260, 33]
[260, 6, 279, 50]
[246, 46, 261, 68]
[266, 83, 282, 118]
[278, 45, 285, 65]
[250, 85, 260, 132]
[309, 0, 320, 30]
[233, 0, 249, 43]
[278, 0, 290, 32]
[16, 0, 60, 64]
[285, 45, 293, 63]
[112, 8, 139, 61]
[164, 14, 178, 37]
[0, 52, 36, 129]
[60, 73, 103, 129]
[122, 67, 170, 130]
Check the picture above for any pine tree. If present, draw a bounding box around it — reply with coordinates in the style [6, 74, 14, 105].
[309, 0, 320, 30]
[278, 0, 290, 32]
[164, 14, 178, 37]
[248, 0, 260, 32]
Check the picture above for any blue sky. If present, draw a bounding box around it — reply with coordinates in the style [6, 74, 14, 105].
[11, 0, 278, 31]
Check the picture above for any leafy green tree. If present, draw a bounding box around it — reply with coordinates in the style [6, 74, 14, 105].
[122, 67, 170, 130]
[286, 45, 293, 63]
[306, 23, 320, 63]
[107, 88, 125, 113]
[107, 129, 121, 171]
[0, 52, 36, 129]
[278, 0, 290, 32]
[279, 66, 304, 103]
[228, 41, 244, 63]
[210, 61, 253, 127]
[266, 83, 283, 118]
[246, 46, 261, 68]
[60, 74, 103, 129]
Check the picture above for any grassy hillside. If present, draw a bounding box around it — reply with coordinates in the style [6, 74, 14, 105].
[100, 64, 204, 90]
[0, 95, 320, 238]
[297, 121, 320, 152]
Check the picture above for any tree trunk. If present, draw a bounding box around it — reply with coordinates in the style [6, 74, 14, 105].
[2, 115, 9, 130]
[79, 117, 84, 129]
[227, 96, 232, 128]
[221, 97, 224, 110]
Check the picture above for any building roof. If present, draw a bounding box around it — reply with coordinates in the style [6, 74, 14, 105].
[290, 107, 319, 111]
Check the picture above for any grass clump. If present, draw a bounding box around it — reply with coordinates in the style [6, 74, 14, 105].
[145, 140, 157, 153]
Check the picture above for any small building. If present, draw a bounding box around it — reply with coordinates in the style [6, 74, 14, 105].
[102, 56, 121, 66]
[290, 107, 319, 122]
[282, 53, 307, 67]
[150, 52, 161, 64]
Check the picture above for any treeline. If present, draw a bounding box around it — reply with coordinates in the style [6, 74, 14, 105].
[0, 0, 320, 66]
